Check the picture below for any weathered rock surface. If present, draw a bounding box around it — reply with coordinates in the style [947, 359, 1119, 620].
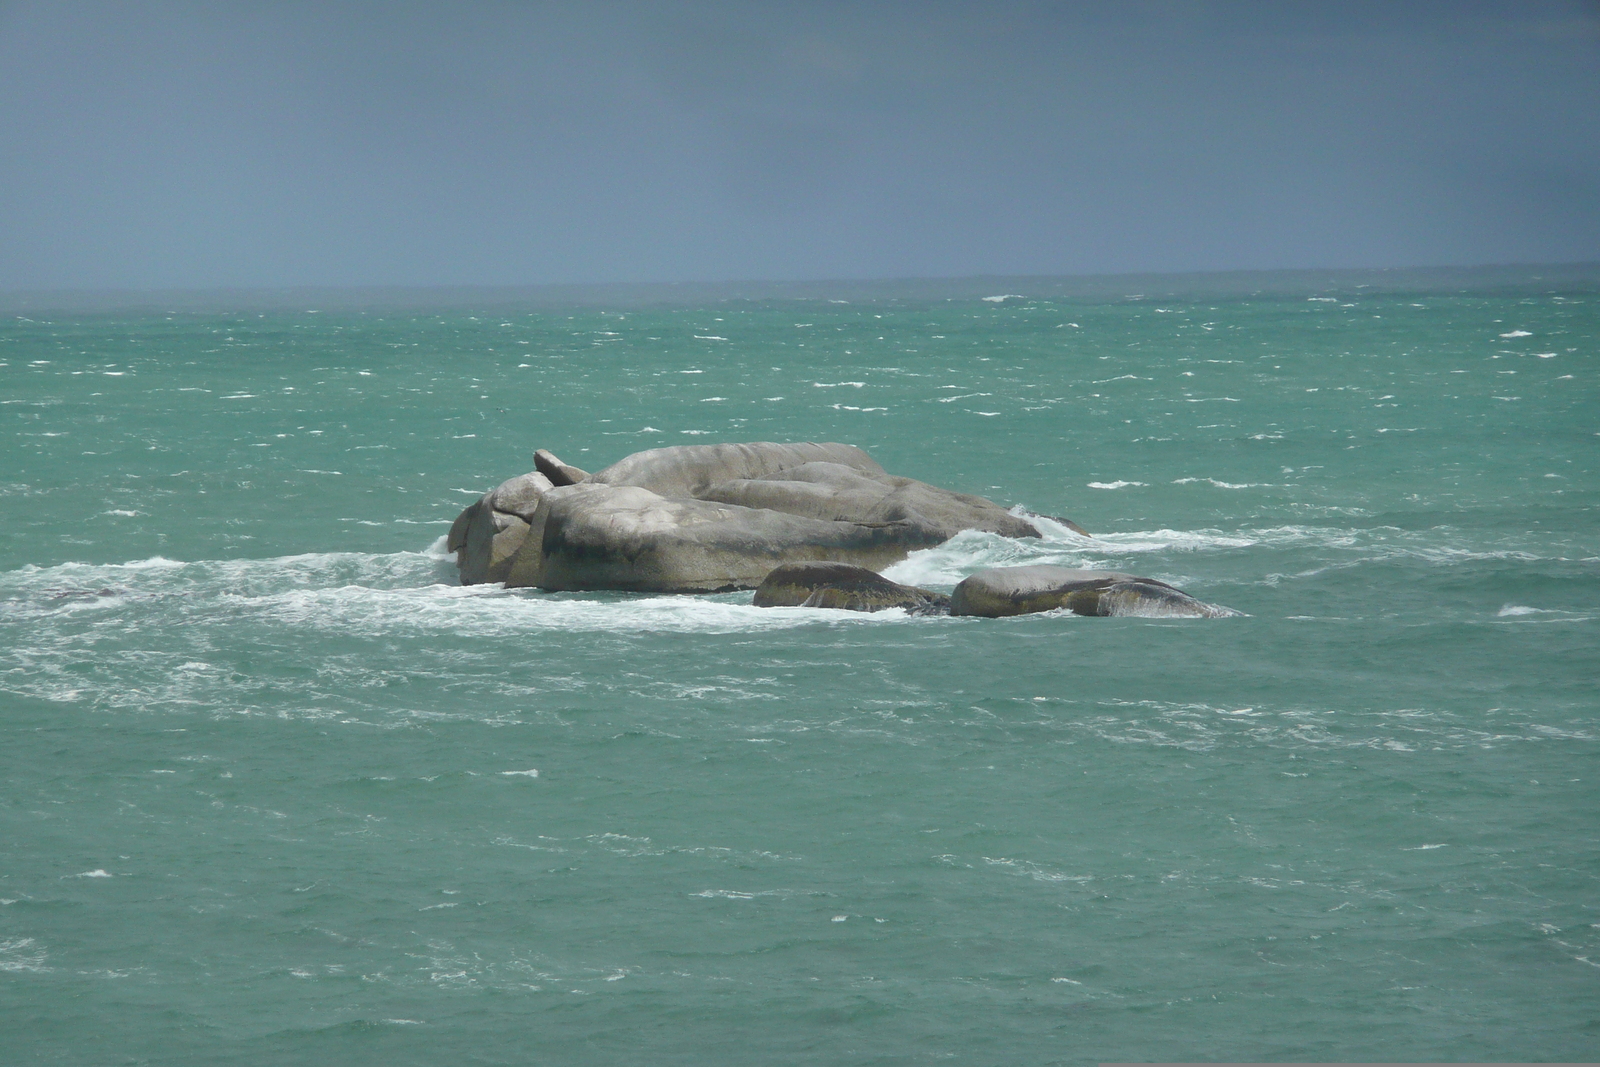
[590, 443, 1034, 539]
[949, 565, 1234, 618]
[456, 493, 533, 585]
[451, 441, 1068, 592]
[446, 497, 478, 555]
[588, 442, 884, 497]
[530, 484, 946, 592]
[699, 463, 1037, 541]
[491, 471, 554, 521]
[534, 449, 589, 487]
[752, 562, 951, 615]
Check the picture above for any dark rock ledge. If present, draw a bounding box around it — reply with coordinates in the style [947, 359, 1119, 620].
[950, 565, 1237, 618]
[752, 562, 951, 615]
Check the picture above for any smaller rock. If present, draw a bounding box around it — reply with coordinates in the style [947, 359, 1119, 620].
[950, 565, 1234, 618]
[455, 494, 534, 584]
[492, 470, 554, 521]
[753, 562, 951, 615]
[534, 449, 590, 486]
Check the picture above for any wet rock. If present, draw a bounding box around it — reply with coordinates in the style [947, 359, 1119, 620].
[752, 562, 950, 615]
[950, 565, 1234, 618]
[446, 496, 481, 554]
[455, 494, 495, 583]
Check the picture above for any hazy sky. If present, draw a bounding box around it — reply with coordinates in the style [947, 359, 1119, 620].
[2, 0, 1598, 289]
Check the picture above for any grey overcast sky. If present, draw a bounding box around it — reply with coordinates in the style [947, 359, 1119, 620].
[2, 1, 1598, 289]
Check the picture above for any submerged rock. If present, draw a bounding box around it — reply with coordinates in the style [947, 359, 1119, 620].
[950, 565, 1235, 618]
[450, 442, 1072, 592]
[752, 562, 951, 615]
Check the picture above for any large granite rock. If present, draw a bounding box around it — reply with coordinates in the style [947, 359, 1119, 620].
[752, 562, 950, 615]
[452, 441, 1062, 592]
[526, 484, 946, 592]
[950, 565, 1234, 618]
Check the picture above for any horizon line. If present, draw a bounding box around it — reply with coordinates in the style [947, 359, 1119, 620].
[5, 261, 1599, 313]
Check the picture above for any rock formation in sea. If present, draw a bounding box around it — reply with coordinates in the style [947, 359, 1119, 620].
[949, 565, 1235, 618]
[752, 561, 951, 615]
[449, 442, 1045, 592]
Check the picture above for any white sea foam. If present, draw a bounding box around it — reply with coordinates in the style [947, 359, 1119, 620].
[1087, 481, 1145, 489]
[1, 514, 1582, 721]
[881, 529, 1079, 587]
[263, 584, 900, 637]
[0, 938, 49, 973]
[1498, 330, 1532, 338]
[1090, 528, 1265, 552]
[1173, 478, 1270, 489]
[983, 857, 1093, 883]
[0, 548, 927, 650]
[1493, 605, 1592, 621]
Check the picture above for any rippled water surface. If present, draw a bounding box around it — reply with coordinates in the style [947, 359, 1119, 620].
[2, 282, 1597, 1064]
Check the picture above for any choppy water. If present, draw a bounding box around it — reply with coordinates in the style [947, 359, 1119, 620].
[3, 279, 1597, 1064]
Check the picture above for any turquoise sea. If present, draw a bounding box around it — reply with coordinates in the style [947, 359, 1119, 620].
[2, 272, 1597, 1064]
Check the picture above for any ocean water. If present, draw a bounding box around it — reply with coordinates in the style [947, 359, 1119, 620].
[2, 278, 1596, 1064]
